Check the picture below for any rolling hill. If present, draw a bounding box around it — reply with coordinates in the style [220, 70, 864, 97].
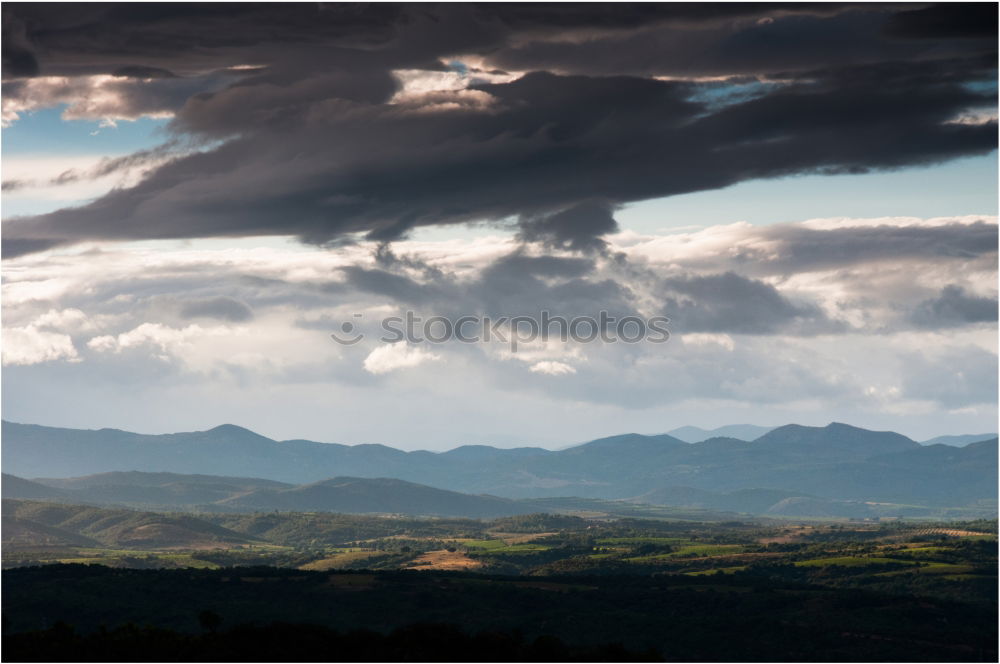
[4, 472, 538, 518]
[31, 471, 293, 507]
[217, 477, 534, 517]
[2, 474, 72, 502]
[1, 499, 256, 549]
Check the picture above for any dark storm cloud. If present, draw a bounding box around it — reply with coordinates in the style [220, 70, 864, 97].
[485, 254, 594, 280]
[1, 13, 38, 77]
[723, 221, 999, 277]
[661, 272, 833, 335]
[884, 3, 1000, 40]
[482, 5, 998, 79]
[912, 285, 999, 328]
[112, 65, 178, 79]
[329, 244, 859, 338]
[2, 3, 996, 256]
[0, 3, 406, 78]
[1, 3, 851, 79]
[472, 253, 632, 320]
[338, 249, 633, 322]
[341, 266, 444, 305]
[518, 200, 621, 253]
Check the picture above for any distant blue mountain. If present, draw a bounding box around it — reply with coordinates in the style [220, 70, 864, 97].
[2, 421, 995, 509]
[920, 433, 998, 447]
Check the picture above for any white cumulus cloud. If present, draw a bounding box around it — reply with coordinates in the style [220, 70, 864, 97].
[363, 343, 441, 375]
[529, 360, 577, 376]
[2, 326, 79, 366]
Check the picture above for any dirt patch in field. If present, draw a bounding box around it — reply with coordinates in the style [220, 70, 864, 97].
[407, 549, 483, 571]
[300, 551, 379, 571]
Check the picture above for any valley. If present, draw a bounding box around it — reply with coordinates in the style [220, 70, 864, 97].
[2, 419, 996, 661]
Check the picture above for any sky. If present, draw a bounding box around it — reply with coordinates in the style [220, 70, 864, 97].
[1, 3, 997, 449]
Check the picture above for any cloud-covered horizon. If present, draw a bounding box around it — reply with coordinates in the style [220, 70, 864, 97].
[3, 214, 996, 445]
[2, 3, 997, 256]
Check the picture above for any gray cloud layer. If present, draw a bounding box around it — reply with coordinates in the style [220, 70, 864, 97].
[2, 3, 996, 256]
[912, 285, 999, 328]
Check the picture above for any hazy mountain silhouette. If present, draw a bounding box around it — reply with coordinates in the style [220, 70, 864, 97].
[920, 433, 998, 447]
[2, 421, 995, 508]
[751, 423, 918, 459]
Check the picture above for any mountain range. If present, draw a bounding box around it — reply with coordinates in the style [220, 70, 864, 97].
[4, 469, 963, 520]
[2, 420, 996, 512]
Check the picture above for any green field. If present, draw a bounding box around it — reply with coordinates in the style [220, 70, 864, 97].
[4, 549, 222, 569]
[685, 566, 748, 576]
[595, 537, 688, 545]
[876, 562, 976, 577]
[669, 544, 744, 557]
[794, 556, 920, 567]
[626, 544, 744, 562]
[457, 538, 508, 550]
[461, 539, 552, 555]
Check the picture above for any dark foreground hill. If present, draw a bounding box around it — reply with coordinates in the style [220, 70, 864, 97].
[4, 565, 997, 662]
[3, 421, 996, 510]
